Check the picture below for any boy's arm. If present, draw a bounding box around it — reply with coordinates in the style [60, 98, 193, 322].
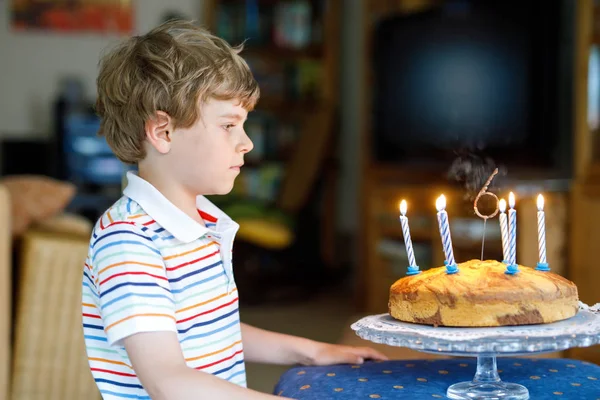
[241, 323, 387, 366]
[123, 331, 291, 400]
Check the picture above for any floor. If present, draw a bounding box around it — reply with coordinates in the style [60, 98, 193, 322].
[241, 291, 357, 393]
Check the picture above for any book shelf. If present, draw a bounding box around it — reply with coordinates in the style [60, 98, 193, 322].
[202, 0, 340, 266]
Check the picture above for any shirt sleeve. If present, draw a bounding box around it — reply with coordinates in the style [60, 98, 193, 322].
[91, 221, 176, 346]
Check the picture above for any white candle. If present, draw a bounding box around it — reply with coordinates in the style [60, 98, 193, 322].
[436, 195, 458, 273]
[507, 192, 518, 273]
[499, 199, 510, 263]
[536, 194, 550, 271]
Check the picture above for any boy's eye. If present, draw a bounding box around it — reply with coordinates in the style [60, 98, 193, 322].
[222, 124, 235, 131]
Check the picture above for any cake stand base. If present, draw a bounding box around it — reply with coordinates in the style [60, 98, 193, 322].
[446, 355, 529, 400]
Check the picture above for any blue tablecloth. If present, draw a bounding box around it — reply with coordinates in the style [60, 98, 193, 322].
[274, 358, 600, 399]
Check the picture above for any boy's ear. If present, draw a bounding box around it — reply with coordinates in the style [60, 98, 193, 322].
[145, 111, 173, 154]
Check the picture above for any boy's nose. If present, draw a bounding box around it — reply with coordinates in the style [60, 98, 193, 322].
[238, 131, 254, 154]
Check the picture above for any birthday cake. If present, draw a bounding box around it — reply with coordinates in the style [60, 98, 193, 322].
[388, 259, 579, 327]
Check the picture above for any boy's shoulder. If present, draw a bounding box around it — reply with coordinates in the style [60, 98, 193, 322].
[90, 195, 153, 244]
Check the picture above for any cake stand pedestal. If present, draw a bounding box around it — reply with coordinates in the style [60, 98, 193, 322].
[351, 302, 600, 400]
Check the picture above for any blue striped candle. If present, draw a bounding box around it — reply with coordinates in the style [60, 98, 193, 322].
[399, 200, 420, 275]
[436, 195, 458, 274]
[536, 194, 550, 271]
[506, 192, 519, 274]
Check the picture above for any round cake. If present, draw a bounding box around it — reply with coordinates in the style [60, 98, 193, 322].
[389, 259, 579, 327]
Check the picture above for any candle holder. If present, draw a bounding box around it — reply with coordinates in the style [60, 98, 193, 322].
[505, 263, 520, 275]
[535, 262, 550, 271]
[406, 266, 421, 275]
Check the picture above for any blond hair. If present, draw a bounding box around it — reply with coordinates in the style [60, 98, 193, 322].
[96, 20, 260, 164]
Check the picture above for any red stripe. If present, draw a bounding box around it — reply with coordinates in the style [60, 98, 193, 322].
[198, 210, 218, 223]
[166, 250, 220, 272]
[83, 313, 101, 319]
[105, 221, 135, 229]
[143, 219, 155, 226]
[177, 297, 238, 324]
[195, 349, 243, 370]
[99, 271, 168, 286]
[91, 368, 136, 378]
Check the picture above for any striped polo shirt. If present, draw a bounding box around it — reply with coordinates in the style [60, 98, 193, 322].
[82, 172, 245, 399]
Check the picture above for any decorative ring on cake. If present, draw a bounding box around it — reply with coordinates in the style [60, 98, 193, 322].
[473, 168, 500, 220]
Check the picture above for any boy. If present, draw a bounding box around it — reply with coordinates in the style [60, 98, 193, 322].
[82, 20, 386, 399]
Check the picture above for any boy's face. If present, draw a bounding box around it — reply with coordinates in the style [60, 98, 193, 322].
[169, 98, 253, 196]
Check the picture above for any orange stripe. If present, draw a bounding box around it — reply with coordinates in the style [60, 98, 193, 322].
[82, 302, 97, 309]
[186, 340, 242, 362]
[127, 214, 145, 219]
[98, 260, 164, 276]
[176, 288, 237, 314]
[164, 241, 219, 260]
[107, 211, 114, 224]
[105, 313, 176, 332]
[89, 357, 133, 370]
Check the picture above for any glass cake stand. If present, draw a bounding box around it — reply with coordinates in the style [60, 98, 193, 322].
[351, 302, 600, 400]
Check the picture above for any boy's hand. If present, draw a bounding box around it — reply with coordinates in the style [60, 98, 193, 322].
[305, 342, 388, 366]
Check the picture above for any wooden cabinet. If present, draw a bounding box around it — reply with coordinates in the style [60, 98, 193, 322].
[568, 0, 600, 365]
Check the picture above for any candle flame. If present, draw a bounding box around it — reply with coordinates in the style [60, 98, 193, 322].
[537, 194, 544, 211]
[399, 200, 408, 216]
[499, 198, 507, 213]
[435, 195, 446, 212]
[508, 192, 516, 209]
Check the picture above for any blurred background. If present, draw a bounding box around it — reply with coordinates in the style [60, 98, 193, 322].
[0, 0, 599, 398]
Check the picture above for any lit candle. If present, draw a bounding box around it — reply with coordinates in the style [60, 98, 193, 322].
[399, 200, 420, 275]
[535, 194, 550, 271]
[506, 192, 519, 274]
[435, 195, 458, 274]
[499, 199, 510, 264]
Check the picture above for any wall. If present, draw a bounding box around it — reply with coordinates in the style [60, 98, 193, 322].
[337, 0, 363, 234]
[0, 0, 203, 139]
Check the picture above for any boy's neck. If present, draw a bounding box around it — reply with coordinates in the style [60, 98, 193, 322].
[136, 168, 206, 227]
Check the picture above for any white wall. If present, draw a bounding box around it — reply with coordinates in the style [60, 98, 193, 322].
[0, 0, 203, 139]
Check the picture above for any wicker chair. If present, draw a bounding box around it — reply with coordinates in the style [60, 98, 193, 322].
[10, 229, 100, 399]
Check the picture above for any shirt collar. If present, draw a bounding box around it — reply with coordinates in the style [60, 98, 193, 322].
[123, 171, 237, 243]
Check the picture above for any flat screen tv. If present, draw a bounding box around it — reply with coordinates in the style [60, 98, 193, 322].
[371, 0, 575, 177]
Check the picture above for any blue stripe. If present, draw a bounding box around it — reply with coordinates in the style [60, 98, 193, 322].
[83, 271, 95, 287]
[99, 390, 150, 399]
[178, 308, 238, 334]
[95, 378, 144, 390]
[169, 260, 222, 284]
[170, 271, 225, 294]
[84, 335, 107, 342]
[225, 369, 246, 382]
[213, 359, 245, 376]
[154, 227, 165, 233]
[126, 198, 132, 213]
[83, 282, 100, 298]
[100, 281, 171, 299]
[180, 320, 239, 343]
[161, 235, 175, 240]
[93, 230, 151, 249]
[83, 323, 104, 331]
[93, 240, 161, 262]
[101, 292, 173, 310]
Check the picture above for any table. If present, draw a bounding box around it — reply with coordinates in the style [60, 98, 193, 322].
[274, 358, 600, 399]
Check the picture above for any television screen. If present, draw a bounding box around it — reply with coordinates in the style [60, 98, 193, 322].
[372, 0, 574, 175]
